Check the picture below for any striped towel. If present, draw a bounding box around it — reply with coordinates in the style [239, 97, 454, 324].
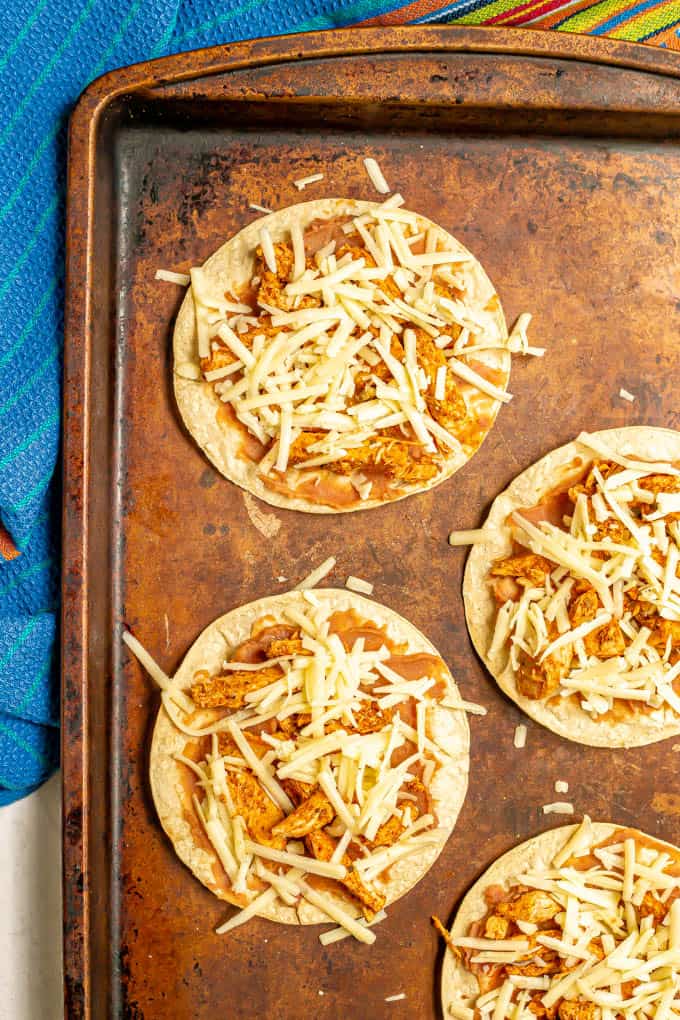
[0, 0, 677, 806]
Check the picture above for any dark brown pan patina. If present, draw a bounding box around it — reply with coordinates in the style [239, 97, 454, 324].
[63, 26, 680, 1020]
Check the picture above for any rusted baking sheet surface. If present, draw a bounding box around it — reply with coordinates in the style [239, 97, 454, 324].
[63, 26, 680, 1020]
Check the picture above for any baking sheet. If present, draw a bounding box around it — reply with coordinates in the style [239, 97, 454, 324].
[62, 26, 680, 1019]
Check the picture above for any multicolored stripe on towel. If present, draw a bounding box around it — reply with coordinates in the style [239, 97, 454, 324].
[360, 0, 680, 46]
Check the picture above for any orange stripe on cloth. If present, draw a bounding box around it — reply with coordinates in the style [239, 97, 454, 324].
[0, 525, 19, 561]
[648, 19, 680, 45]
[358, 0, 454, 24]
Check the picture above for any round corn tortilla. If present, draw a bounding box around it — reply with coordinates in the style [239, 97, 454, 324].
[173, 198, 509, 513]
[463, 426, 680, 748]
[440, 821, 680, 1012]
[150, 588, 470, 926]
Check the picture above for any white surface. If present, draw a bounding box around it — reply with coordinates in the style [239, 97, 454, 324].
[0, 772, 62, 1020]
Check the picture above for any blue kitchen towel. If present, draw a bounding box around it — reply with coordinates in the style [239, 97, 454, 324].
[0, 0, 414, 804]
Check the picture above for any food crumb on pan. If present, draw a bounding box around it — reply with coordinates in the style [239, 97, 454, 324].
[554, 779, 569, 794]
[384, 993, 406, 1002]
[293, 173, 325, 190]
[242, 492, 282, 539]
[673, 743, 680, 751]
[363, 156, 391, 194]
[513, 723, 527, 749]
[542, 801, 574, 815]
[619, 387, 636, 402]
[276, 575, 287, 583]
[345, 575, 374, 595]
[249, 202, 273, 214]
[294, 555, 337, 590]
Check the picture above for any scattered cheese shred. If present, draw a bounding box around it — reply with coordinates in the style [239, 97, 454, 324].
[293, 173, 325, 190]
[513, 724, 527, 749]
[554, 779, 569, 794]
[542, 801, 574, 815]
[448, 528, 488, 546]
[619, 387, 636, 402]
[448, 358, 512, 403]
[319, 909, 387, 946]
[384, 993, 406, 1002]
[294, 556, 337, 590]
[345, 575, 374, 595]
[363, 157, 390, 194]
[155, 268, 190, 286]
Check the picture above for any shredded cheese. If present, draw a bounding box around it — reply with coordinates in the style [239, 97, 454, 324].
[293, 173, 325, 190]
[513, 724, 527, 749]
[363, 157, 390, 195]
[542, 801, 574, 815]
[345, 575, 374, 595]
[155, 268, 190, 286]
[294, 556, 337, 590]
[448, 528, 488, 546]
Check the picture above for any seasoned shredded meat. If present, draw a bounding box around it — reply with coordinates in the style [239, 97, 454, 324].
[497, 890, 561, 924]
[190, 666, 281, 709]
[490, 554, 553, 587]
[254, 242, 320, 312]
[288, 429, 439, 486]
[217, 731, 269, 759]
[649, 619, 680, 649]
[642, 474, 680, 494]
[281, 778, 315, 806]
[268, 637, 308, 657]
[305, 829, 386, 920]
[271, 789, 335, 838]
[225, 770, 284, 849]
[583, 619, 625, 659]
[558, 1003, 598, 1020]
[528, 1001, 559, 1019]
[413, 328, 468, 432]
[200, 344, 239, 375]
[334, 700, 393, 736]
[568, 460, 620, 500]
[639, 890, 672, 924]
[484, 914, 511, 939]
[569, 587, 599, 626]
[516, 645, 571, 700]
[367, 812, 410, 850]
[593, 516, 631, 546]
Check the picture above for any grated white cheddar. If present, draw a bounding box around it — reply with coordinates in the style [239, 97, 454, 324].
[619, 387, 636, 402]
